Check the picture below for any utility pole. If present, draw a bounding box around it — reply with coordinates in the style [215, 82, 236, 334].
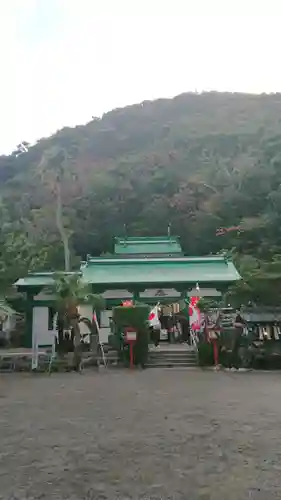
[167, 223, 171, 238]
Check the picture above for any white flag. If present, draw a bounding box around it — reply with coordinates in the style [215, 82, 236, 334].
[149, 305, 161, 328]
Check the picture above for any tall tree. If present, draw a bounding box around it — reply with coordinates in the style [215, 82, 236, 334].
[38, 146, 76, 271]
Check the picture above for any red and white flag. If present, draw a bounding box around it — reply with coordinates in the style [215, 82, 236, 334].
[188, 297, 201, 331]
[92, 311, 100, 334]
[149, 305, 161, 328]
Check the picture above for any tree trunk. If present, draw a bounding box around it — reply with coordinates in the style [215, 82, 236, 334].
[71, 315, 82, 371]
[55, 181, 70, 272]
[57, 310, 65, 354]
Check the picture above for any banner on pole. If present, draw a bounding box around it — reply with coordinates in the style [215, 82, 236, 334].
[188, 297, 201, 331]
[148, 304, 161, 329]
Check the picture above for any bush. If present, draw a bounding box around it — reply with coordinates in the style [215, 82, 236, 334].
[112, 305, 150, 330]
[198, 342, 214, 366]
[112, 305, 150, 367]
[108, 334, 121, 350]
[134, 328, 149, 367]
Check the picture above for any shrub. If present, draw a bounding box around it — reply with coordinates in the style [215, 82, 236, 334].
[198, 342, 214, 366]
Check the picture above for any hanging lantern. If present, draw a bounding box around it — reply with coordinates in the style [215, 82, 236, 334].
[122, 300, 133, 307]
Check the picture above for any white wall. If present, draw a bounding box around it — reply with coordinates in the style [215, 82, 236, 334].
[32, 306, 55, 347]
[32, 304, 122, 346]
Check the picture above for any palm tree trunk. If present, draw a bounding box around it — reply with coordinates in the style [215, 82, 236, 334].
[71, 314, 82, 371]
[57, 311, 65, 354]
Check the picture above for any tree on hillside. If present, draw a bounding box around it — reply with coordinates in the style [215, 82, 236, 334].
[0, 198, 65, 292]
[3, 92, 281, 300]
[38, 146, 78, 271]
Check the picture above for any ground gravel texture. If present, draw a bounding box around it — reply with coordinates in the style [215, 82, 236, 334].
[1, 369, 281, 500]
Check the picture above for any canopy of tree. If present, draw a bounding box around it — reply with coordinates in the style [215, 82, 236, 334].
[2, 91, 281, 304]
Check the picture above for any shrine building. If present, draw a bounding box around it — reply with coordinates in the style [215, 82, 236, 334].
[14, 236, 241, 347]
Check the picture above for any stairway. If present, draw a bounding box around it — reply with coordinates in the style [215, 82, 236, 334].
[147, 345, 198, 368]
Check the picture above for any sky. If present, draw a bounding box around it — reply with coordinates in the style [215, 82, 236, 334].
[0, 0, 280, 154]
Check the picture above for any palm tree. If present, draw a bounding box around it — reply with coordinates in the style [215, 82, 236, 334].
[50, 273, 104, 370]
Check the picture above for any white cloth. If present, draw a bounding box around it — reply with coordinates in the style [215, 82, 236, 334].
[149, 306, 161, 329]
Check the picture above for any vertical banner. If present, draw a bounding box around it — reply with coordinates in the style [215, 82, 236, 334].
[188, 296, 201, 331]
[31, 330, 38, 370]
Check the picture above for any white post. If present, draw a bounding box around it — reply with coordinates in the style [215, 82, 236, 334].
[31, 330, 38, 370]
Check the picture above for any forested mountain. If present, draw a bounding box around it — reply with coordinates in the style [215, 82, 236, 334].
[2, 91, 281, 304]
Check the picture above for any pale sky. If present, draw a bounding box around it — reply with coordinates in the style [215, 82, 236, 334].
[0, 0, 280, 154]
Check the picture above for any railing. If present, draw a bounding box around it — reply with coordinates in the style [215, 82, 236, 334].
[97, 341, 107, 368]
[190, 329, 199, 353]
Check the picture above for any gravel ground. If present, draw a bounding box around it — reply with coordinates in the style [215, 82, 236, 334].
[1, 369, 281, 500]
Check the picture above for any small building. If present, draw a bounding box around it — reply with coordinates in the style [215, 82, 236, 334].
[241, 307, 281, 340]
[0, 300, 17, 344]
[14, 235, 241, 348]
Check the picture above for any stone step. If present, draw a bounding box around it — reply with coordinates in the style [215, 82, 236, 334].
[149, 346, 195, 352]
[149, 352, 196, 359]
[149, 358, 197, 365]
[146, 361, 197, 368]
[147, 348, 198, 368]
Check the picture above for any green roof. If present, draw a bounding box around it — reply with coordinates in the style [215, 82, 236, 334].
[14, 272, 81, 288]
[14, 256, 240, 290]
[82, 256, 240, 287]
[114, 236, 183, 256]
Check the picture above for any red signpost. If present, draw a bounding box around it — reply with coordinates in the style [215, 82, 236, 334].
[125, 328, 137, 369]
[207, 328, 221, 367]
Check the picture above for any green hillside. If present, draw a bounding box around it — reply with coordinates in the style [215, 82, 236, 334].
[2, 91, 281, 303]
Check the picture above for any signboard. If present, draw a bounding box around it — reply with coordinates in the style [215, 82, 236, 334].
[124, 328, 137, 369]
[140, 288, 181, 299]
[125, 331, 137, 342]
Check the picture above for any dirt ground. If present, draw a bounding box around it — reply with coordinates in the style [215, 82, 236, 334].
[1, 369, 281, 500]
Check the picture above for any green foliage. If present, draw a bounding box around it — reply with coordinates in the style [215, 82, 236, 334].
[48, 273, 105, 314]
[112, 305, 150, 331]
[134, 328, 149, 367]
[112, 305, 150, 367]
[196, 298, 221, 312]
[48, 273, 104, 363]
[108, 333, 121, 351]
[198, 343, 214, 366]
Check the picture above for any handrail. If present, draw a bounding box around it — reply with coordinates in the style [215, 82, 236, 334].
[190, 329, 199, 352]
[97, 341, 107, 368]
